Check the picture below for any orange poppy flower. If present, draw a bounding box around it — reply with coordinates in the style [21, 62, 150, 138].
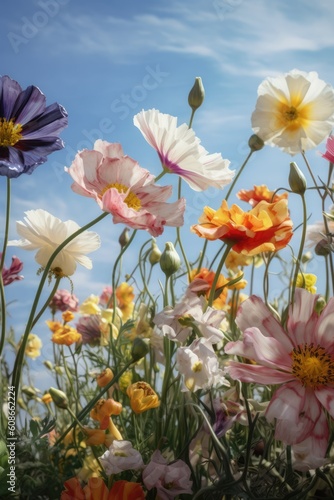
[90, 398, 122, 430]
[127, 381, 160, 414]
[191, 199, 293, 256]
[189, 268, 229, 308]
[61, 477, 145, 500]
[237, 185, 288, 207]
[109, 480, 145, 500]
[51, 325, 82, 346]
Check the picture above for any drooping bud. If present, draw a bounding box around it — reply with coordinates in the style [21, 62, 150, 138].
[315, 238, 332, 256]
[131, 337, 149, 362]
[149, 239, 162, 265]
[188, 77, 205, 111]
[159, 242, 181, 278]
[119, 227, 130, 248]
[43, 360, 53, 371]
[49, 387, 68, 409]
[248, 134, 264, 152]
[289, 162, 307, 194]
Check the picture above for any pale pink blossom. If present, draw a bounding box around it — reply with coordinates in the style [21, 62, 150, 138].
[134, 109, 234, 191]
[321, 135, 334, 163]
[154, 291, 225, 344]
[66, 140, 185, 237]
[142, 450, 193, 500]
[99, 440, 144, 475]
[99, 285, 113, 306]
[176, 337, 226, 391]
[49, 289, 79, 313]
[225, 288, 334, 466]
[1, 253, 23, 285]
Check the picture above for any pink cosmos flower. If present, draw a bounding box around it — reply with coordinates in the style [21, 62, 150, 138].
[133, 109, 234, 191]
[49, 289, 79, 313]
[225, 288, 334, 466]
[99, 285, 113, 306]
[142, 450, 193, 500]
[321, 135, 334, 163]
[66, 140, 185, 237]
[1, 253, 23, 285]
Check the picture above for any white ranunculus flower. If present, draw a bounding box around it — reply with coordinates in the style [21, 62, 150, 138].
[99, 440, 144, 475]
[8, 209, 100, 276]
[133, 109, 234, 191]
[251, 69, 334, 155]
[176, 337, 226, 392]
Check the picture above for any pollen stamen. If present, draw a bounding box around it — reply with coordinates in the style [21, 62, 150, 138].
[290, 343, 334, 389]
[0, 118, 23, 147]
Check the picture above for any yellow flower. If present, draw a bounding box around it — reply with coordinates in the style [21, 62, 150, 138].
[90, 398, 122, 429]
[41, 393, 52, 404]
[225, 251, 252, 272]
[295, 273, 317, 294]
[46, 320, 62, 332]
[62, 310, 75, 323]
[24, 333, 42, 359]
[96, 368, 114, 388]
[116, 282, 135, 321]
[79, 294, 101, 315]
[127, 381, 160, 414]
[51, 326, 82, 346]
[119, 371, 133, 393]
[83, 427, 115, 447]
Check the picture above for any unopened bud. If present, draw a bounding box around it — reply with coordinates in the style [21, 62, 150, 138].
[289, 162, 307, 194]
[21, 386, 37, 398]
[248, 134, 264, 152]
[188, 77, 205, 111]
[149, 239, 162, 265]
[160, 242, 181, 278]
[131, 337, 149, 362]
[119, 228, 130, 248]
[44, 360, 53, 371]
[315, 296, 326, 315]
[315, 238, 332, 257]
[49, 387, 68, 409]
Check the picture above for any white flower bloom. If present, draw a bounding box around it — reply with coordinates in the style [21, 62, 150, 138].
[251, 69, 334, 155]
[8, 209, 100, 276]
[306, 219, 334, 248]
[176, 337, 226, 391]
[154, 292, 225, 344]
[99, 440, 144, 475]
[134, 109, 234, 191]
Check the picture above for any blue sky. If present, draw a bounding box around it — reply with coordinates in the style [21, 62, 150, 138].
[1, 0, 334, 385]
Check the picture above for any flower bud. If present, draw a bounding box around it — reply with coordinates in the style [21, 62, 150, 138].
[248, 134, 264, 152]
[149, 239, 162, 265]
[315, 238, 332, 256]
[44, 360, 53, 371]
[315, 296, 326, 315]
[131, 337, 149, 362]
[160, 242, 181, 278]
[289, 162, 306, 194]
[188, 77, 205, 111]
[49, 387, 68, 409]
[119, 227, 130, 248]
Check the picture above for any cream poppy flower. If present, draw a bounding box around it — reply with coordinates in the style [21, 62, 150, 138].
[8, 209, 100, 276]
[251, 69, 334, 155]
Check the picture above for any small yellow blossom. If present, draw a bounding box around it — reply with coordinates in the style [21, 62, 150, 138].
[62, 311, 75, 323]
[79, 295, 101, 315]
[127, 381, 160, 414]
[24, 333, 42, 359]
[51, 326, 82, 346]
[41, 393, 53, 404]
[295, 273, 317, 294]
[119, 371, 133, 393]
[225, 251, 252, 272]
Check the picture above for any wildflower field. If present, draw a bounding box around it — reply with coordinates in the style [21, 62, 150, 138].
[1, 70, 334, 499]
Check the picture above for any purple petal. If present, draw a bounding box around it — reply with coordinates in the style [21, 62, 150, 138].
[0, 75, 22, 120]
[12, 85, 46, 124]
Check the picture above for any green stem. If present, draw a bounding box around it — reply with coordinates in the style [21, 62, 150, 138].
[0, 178, 11, 273]
[207, 243, 233, 307]
[0, 178, 11, 357]
[175, 177, 191, 280]
[30, 278, 61, 329]
[291, 193, 307, 303]
[11, 211, 109, 400]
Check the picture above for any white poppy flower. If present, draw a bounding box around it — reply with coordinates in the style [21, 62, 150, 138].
[133, 109, 234, 191]
[251, 69, 334, 155]
[8, 209, 100, 276]
[99, 440, 144, 475]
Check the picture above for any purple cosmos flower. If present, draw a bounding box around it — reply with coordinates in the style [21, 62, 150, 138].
[0, 75, 68, 178]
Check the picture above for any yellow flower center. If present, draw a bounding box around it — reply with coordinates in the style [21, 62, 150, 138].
[290, 343, 334, 389]
[100, 182, 141, 211]
[192, 361, 203, 373]
[277, 98, 312, 131]
[114, 451, 128, 457]
[284, 106, 299, 122]
[0, 118, 23, 146]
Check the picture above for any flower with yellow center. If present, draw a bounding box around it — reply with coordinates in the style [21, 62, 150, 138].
[126, 382, 160, 414]
[79, 295, 101, 315]
[0, 119, 23, 147]
[225, 288, 334, 463]
[251, 69, 334, 155]
[295, 273, 317, 294]
[23, 333, 42, 359]
[66, 140, 185, 237]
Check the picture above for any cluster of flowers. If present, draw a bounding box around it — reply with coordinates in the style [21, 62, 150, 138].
[2, 68, 334, 498]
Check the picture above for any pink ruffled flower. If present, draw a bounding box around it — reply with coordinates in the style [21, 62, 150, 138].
[99, 285, 113, 306]
[66, 140, 185, 237]
[134, 109, 234, 192]
[1, 253, 23, 286]
[321, 135, 334, 163]
[142, 450, 193, 500]
[49, 289, 79, 313]
[225, 288, 334, 468]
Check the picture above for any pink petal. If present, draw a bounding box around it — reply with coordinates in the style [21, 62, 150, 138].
[314, 386, 334, 418]
[286, 288, 319, 346]
[314, 296, 334, 350]
[266, 383, 321, 444]
[235, 295, 293, 352]
[226, 362, 294, 384]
